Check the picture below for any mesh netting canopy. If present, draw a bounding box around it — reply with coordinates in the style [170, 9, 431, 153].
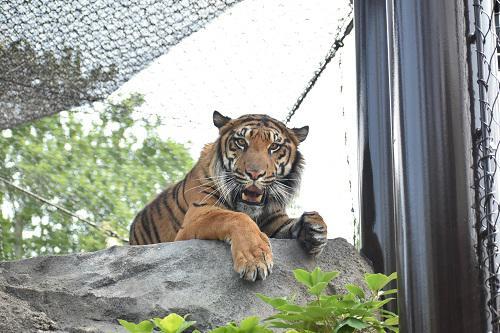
[0, 0, 241, 129]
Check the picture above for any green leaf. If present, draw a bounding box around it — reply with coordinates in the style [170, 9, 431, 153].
[334, 323, 355, 333]
[365, 273, 391, 291]
[310, 267, 322, 285]
[384, 326, 399, 333]
[268, 313, 312, 322]
[300, 305, 337, 320]
[334, 318, 370, 333]
[276, 304, 304, 312]
[384, 316, 399, 325]
[239, 316, 260, 330]
[153, 313, 195, 333]
[372, 298, 395, 309]
[308, 282, 328, 296]
[345, 318, 370, 329]
[345, 284, 365, 299]
[118, 319, 154, 333]
[256, 293, 289, 308]
[293, 269, 312, 287]
[321, 271, 340, 284]
[381, 309, 398, 316]
[208, 327, 231, 333]
[381, 288, 398, 296]
[269, 321, 307, 330]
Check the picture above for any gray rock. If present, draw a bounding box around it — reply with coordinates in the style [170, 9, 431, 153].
[0, 238, 372, 333]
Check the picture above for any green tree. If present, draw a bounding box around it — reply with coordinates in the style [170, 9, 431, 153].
[0, 93, 193, 260]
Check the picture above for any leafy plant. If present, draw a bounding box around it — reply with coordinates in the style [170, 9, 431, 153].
[117, 268, 398, 333]
[118, 313, 199, 333]
[209, 316, 272, 333]
[257, 268, 398, 333]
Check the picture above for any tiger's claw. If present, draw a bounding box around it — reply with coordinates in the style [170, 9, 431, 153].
[232, 230, 273, 282]
[298, 211, 328, 256]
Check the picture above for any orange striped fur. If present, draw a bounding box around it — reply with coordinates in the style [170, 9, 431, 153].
[129, 112, 327, 281]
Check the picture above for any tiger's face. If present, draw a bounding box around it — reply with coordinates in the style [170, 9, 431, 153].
[212, 111, 308, 216]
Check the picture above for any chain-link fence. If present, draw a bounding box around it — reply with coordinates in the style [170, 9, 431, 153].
[0, 0, 243, 130]
[468, 0, 500, 331]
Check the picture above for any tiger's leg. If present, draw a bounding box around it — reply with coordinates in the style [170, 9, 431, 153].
[174, 205, 273, 281]
[261, 211, 328, 256]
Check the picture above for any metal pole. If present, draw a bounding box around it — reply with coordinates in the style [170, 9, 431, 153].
[385, 0, 485, 331]
[354, 0, 396, 278]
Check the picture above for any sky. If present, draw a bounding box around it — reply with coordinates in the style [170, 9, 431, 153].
[112, 0, 358, 242]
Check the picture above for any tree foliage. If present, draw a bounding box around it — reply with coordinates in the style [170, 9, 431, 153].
[0, 94, 193, 260]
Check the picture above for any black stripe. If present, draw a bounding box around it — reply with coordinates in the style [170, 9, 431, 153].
[139, 227, 150, 245]
[140, 210, 153, 243]
[133, 224, 140, 244]
[234, 170, 245, 177]
[173, 182, 187, 214]
[148, 208, 161, 243]
[217, 131, 231, 167]
[161, 192, 182, 230]
[283, 147, 292, 166]
[270, 218, 293, 238]
[181, 179, 188, 207]
[129, 219, 138, 244]
[280, 148, 292, 175]
[223, 132, 233, 162]
[154, 197, 162, 218]
[270, 225, 285, 238]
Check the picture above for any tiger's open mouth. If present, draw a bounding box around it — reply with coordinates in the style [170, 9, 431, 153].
[241, 185, 265, 205]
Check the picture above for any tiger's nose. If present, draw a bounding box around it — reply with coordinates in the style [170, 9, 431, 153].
[246, 169, 266, 180]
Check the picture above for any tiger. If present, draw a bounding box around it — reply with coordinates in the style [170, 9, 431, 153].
[129, 111, 328, 281]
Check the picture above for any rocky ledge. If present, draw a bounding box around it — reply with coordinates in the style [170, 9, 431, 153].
[0, 238, 372, 333]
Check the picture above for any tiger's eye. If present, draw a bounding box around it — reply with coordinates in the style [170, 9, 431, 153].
[269, 143, 281, 152]
[235, 138, 247, 149]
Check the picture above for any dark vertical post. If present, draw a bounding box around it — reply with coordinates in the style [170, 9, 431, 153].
[354, 0, 396, 278]
[385, 0, 485, 331]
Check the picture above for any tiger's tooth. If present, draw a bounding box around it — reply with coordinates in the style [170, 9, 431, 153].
[256, 194, 263, 202]
[242, 192, 248, 201]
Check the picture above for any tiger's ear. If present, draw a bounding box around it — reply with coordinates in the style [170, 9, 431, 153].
[292, 126, 309, 143]
[213, 110, 231, 129]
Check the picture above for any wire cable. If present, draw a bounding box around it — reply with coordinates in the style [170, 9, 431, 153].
[284, 14, 353, 124]
[0, 175, 128, 243]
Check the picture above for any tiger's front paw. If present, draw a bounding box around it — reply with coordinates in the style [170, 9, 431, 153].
[231, 230, 273, 282]
[297, 211, 328, 256]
